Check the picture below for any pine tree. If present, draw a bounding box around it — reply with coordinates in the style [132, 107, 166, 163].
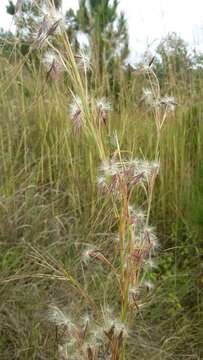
[66, 0, 129, 86]
[154, 32, 192, 91]
[6, 0, 62, 54]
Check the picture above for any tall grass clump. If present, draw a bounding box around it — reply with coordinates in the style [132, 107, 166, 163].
[0, 1, 202, 359]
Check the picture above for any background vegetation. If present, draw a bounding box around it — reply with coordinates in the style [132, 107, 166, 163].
[0, 0, 202, 359]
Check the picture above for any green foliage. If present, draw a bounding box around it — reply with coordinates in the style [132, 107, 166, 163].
[0, 5, 203, 359]
[6, 0, 15, 15]
[6, 0, 61, 45]
[7, 1, 42, 43]
[66, 0, 129, 85]
[154, 32, 192, 91]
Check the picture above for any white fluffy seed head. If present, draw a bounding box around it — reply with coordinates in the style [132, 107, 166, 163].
[69, 96, 82, 119]
[128, 286, 140, 302]
[43, 51, 57, 67]
[75, 50, 91, 72]
[42, 51, 63, 79]
[113, 320, 129, 338]
[144, 258, 156, 269]
[47, 305, 72, 327]
[96, 97, 112, 124]
[97, 158, 160, 196]
[96, 98, 112, 113]
[104, 316, 128, 339]
[154, 95, 177, 113]
[142, 88, 154, 105]
[81, 313, 90, 325]
[99, 159, 119, 177]
[46, 7, 64, 31]
[132, 159, 160, 179]
[159, 96, 177, 112]
[135, 209, 146, 223]
[143, 280, 154, 290]
[33, 8, 64, 48]
[82, 247, 97, 264]
[69, 96, 84, 131]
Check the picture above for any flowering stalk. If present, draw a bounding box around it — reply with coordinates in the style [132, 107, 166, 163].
[141, 64, 177, 224]
[97, 147, 160, 359]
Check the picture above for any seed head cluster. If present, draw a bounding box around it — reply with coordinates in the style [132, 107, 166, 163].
[33, 8, 63, 48]
[69, 96, 84, 133]
[75, 50, 91, 72]
[142, 88, 177, 113]
[47, 305, 129, 359]
[43, 51, 63, 79]
[96, 97, 112, 124]
[68, 96, 112, 132]
[97, 157, 160, 196]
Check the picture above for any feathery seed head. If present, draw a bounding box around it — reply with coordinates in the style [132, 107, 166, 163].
[98, 158, 159, 196]
[82, 247, 101, 264]
[103, 314, 128, 339]
[75, 50, 91, 72]
[82, 248, 94, 264]
[43, 51, 57, 67]
[144, 258, 156, 269]
[129, 206, 146, 226]
[47, 305, 72, 328]
[143, 280, 154, 291]
[158, 96, 177, 112]
[69, 96, 84, 132]
[43, 51, 63, 79]
[97, 175, 108, 193]
[132, 159, 160, 180]
[142, 226, 158, 250]
[135, 209, 146, 224]
[128, 287, 140, 303]
[96, 97, 112, 124]
[114, 320, 128, 338]
[81, 314, 91, 326]
[33, 8, 63, 48]
[96, 98, 112, 112]
[48, 7, 63, 25]
[142, 88, 154, 105]
[108, 320, 128, 339]
[143, 225, 158, 250]
[99, 158, 119, 177]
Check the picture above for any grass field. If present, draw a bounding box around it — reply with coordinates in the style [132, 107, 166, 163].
[0, 24, 203, 359]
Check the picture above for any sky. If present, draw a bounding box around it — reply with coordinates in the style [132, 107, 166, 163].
[1, 0, 203, 60]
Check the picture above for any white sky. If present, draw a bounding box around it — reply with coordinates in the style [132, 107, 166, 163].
[1, 0, 203, 60]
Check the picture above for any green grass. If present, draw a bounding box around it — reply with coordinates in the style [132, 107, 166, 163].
[0, 36, 202, 359]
